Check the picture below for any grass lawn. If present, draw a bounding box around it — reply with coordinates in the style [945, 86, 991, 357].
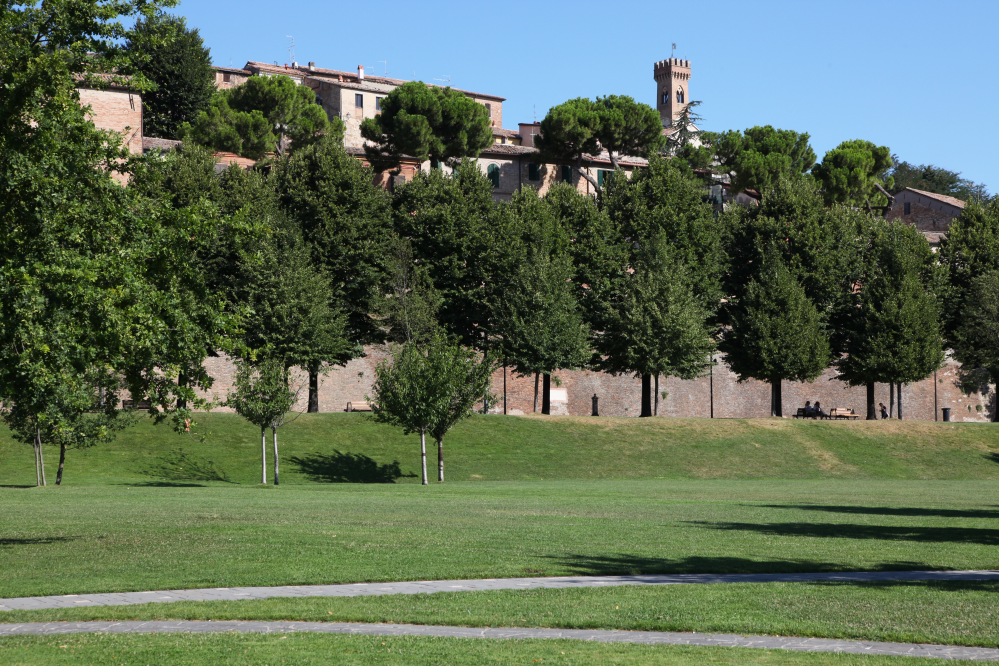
[6, 580, 999, 648]
[0, 633, 984, 665]
[1, 413, 998, 487]
[1, 480, 997, 598]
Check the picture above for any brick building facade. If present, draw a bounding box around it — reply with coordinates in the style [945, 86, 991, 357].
[887, 187, 966, 247]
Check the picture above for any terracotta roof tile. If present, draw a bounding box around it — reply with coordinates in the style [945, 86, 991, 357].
[904, 187, 966, 209]
[142, 137, 181, 152]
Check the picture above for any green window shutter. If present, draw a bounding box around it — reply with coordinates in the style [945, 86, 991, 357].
[561, 165, 571, 183]
[528, 163, 540, 181]
[488, 164, 499, 188]
[598, 170, 604, 187]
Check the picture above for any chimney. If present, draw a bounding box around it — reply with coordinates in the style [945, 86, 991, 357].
[358, 65, 364, 81]
[308, 61, 316, 71]
[292, 61, 298, 68]
[518, 122, 541, 148]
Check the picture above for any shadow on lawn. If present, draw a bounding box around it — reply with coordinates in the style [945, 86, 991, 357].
[0, 536, 77, 547]
[546, 554, 932, 577]
[288, 451, 416, 483]
[121, 481, 208, 488]
[759, 505, 999, 520]
[143, 448, 232, 484]
[687, 521, 999, 546]
[986, 452, 999, 466]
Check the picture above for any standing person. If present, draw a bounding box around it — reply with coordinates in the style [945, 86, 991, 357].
[879, 402, 889, 420]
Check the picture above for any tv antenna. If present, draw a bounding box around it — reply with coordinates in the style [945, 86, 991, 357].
[286, 35, 296, 63]
[434, 74, 451, 85]
[378, 60, 388, 76]
[671, 42, 677, 57]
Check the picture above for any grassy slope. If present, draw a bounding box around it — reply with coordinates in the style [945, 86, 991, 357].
[0, 633, 976, 666]
[1, 413, 998, 487]
[6, 581, 999, 649]
[1, 480, 997, 598]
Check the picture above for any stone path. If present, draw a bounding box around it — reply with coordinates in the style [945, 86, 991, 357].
[1, 570, 997, 612]
[0, 620, 997, 661]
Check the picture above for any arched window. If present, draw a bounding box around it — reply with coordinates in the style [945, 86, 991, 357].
[662, 92, 667, 105]
[487, 164, 499, 188]
[676, 88, 685, 104]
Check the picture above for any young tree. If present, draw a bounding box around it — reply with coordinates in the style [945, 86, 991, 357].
[184, 74, 337, 159]
[720, 251, 831, 417]
[812, 139, 894, 207]
[593, 236, 715, 417]
[125, 13, 214, 140]
[370, 334, 493, 485]
[836, 220, 944, 419]
[226, 358, 299, 485]
[711, 126, 817, 196]
[360, 81, 493, 172]
[951, 271, 999, 420]
[533, 96, 664, 191]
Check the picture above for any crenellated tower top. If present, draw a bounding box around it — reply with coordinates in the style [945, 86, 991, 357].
[654, 58, 691, 126]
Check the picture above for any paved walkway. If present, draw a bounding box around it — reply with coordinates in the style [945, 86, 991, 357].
[0, 620, 997, 660]
[1, 570, 997, 612]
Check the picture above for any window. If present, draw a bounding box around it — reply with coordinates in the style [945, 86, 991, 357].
[223, 72, 231, 83]
[676, 88, 684, 104]
[484, 103, 492, 117]
[904, 202, 911, 215]
[355, 93, 363, 108]
[376, 97, 383, 111]
[662, 92, 667, 104]
[528, 163, 540, 181]
[315, 95, 324, 107]
[487, 164, 499, 188]
[561, 165, 572, 183]
[598, 169, 614, 187]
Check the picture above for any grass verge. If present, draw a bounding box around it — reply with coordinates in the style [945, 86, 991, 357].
[3, 581, 999, 648]
[0, 633, 983, 665]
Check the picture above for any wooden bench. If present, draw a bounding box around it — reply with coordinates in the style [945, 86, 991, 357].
[346, 401, 374, 412]
[121, 399, 152, 410]
[829, 408, 860, 420]
[793, 408, 811, 419]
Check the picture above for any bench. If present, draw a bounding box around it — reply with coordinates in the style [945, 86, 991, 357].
[829, 408, 860, 420]
[793, 408, 811, 419]
[122, 399, 152, 410]
[346, 401, 374, 412]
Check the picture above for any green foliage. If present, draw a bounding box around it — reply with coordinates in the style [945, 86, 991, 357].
[125, 13, 214, 140]
[184, 74, 337, 159]
[951, 271, 999, 386]
[887, 157, 990, 201]
[594, 94, 666, 164]
[712, 126, 816, 195]
[835, 220, 943, 388]
[361, 81, 492, 171]
[376, 235, 442, 345]
[276, 135, 393, 344]
[662, 101, 705, 159]
[938, 198, 999, 336]
[225, 358, 298, 432]
[391, 160, 506, 348]
[812, 139, 894, 207]
[593, 235, 714, 380]
[721, 251, 830, 385]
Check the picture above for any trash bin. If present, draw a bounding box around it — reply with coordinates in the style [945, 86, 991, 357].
[941, 407, 951, 422]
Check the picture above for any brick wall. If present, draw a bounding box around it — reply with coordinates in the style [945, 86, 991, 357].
[887, 200, 956, 233]
[184, 348, 990, 422]
[77, 87, 142, 184]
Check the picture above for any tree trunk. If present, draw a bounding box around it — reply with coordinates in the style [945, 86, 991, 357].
[866, 382, 877, 420]
[771, 381, 782, 418]
[503, 360, 507, 415]
[56, 442, 67, 485]
[419, 430, 428, 485]
[897, 383, 903, 420]
[437, 436, 444, 482]
[177, 372, 187, 410]
[542, 374, 551, 415]
[308, 364, 319, 413]
[272, 427, 279, 486]
[654, 375, 659, 416]
[533, 372, 539, 413]
[37, 428, 46, 486]
[641, 374, 653, 417]
[576, 156, 600, 191]
[260, 426, 267, 484]
[889, 381, 894, 418]
[33, 434, 41, 488]
[608, 151, 620, 170]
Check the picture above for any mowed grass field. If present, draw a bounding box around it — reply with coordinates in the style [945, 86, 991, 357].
[2, 414, 998, 663]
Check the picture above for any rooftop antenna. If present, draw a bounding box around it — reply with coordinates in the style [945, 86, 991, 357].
[286, 35, 296, 63]
[433, 74, 451, 85]
[671, 42, 677, 57]
[533, 104, 536, 123]
[378, 60, 388, 76]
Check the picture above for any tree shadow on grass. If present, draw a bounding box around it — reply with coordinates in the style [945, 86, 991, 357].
[288, 451, 416, 483]
[0, 485, 36, 489]
[142, 448, 232, 484]
[0, 536, 77, 547]
[544, 554, 934, 577]
[986, 452, 999, 466]
[758, 505, 999, 520]
[687, 521, 999, 546]
[118, 481, 208, 488]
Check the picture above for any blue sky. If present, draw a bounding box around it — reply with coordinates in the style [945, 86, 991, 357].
[177, 0, 998, 192]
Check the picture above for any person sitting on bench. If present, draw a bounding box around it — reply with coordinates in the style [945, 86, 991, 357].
[803, 400, 815, 417]
[814, 401, 827, 418]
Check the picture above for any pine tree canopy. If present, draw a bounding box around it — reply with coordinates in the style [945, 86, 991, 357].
[812, 139, 894, 207]
[710, 126, 816, 196]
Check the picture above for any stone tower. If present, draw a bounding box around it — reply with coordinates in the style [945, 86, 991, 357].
[654, 58, 691, 127]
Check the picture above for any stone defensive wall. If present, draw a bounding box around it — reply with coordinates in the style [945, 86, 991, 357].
[193, 349, 992, 422]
